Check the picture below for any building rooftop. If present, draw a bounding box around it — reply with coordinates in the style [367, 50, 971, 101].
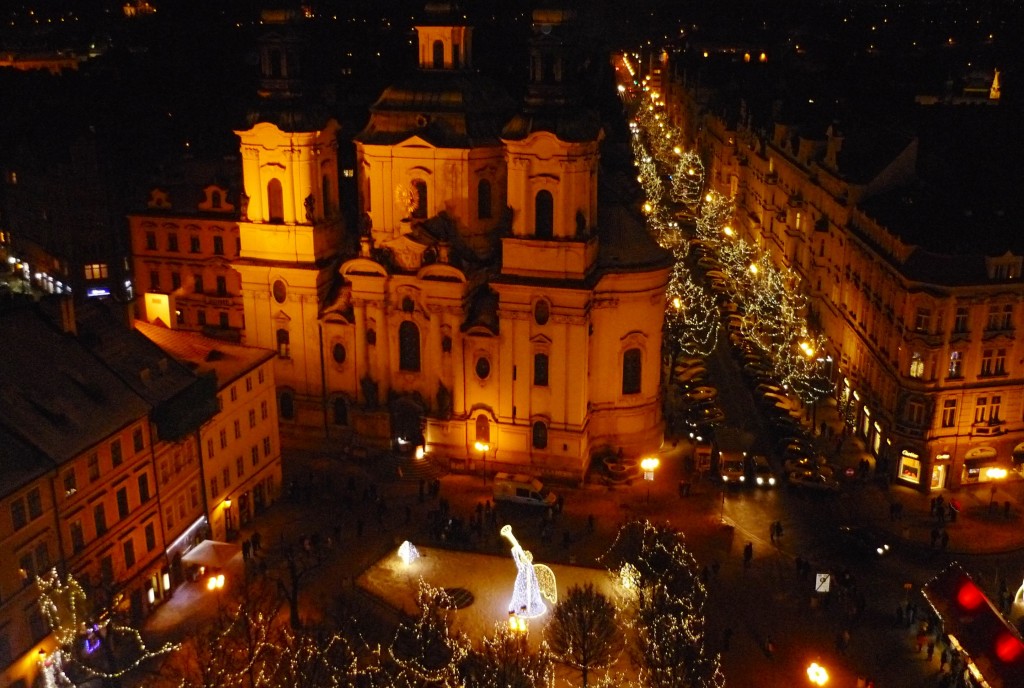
[134, 321, 275, 391]
[0, 305, 150, 464]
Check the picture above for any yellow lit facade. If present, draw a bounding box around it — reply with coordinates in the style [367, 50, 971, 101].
[230, 7, 670, 479]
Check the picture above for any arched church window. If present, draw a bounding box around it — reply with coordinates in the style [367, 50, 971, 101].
[532, 421, 548, 449]
[412, 180, 428, 219]
[279, 390, 294, 420]
[535, 190, 553, 239]
[622, 348, 642, 395]
[433, 40, 444, 69]
[332, 397, 348, 426]
[476, 415, 490, 443]
[267, 178, 284, 223]
[477, 179, 492, 219]
[399, 321, 421, 372]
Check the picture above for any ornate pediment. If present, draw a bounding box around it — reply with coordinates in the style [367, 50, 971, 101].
[382, 233, 434, 273]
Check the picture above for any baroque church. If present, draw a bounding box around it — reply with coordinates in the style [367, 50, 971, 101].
[226, 4, 671, 479]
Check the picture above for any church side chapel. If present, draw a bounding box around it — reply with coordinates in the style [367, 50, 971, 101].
[233, 3, 671, 480]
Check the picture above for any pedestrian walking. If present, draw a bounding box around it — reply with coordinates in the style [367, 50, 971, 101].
[930, 527, 940, 549]
[252, 530, 261, 552]
[743, 541, 753, 569]
[242, 539, 250, 561]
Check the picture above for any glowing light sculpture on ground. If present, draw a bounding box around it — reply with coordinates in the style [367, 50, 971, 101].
[398, 540, 420, 566]
[501, 525, 554, 618]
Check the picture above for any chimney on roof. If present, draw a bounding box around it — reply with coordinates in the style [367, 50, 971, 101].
[59, 295, 77, 335]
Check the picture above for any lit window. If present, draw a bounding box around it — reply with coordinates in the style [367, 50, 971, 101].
[909, 353, 924, 379]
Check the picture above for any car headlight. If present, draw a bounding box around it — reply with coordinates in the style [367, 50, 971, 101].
[768, 477, 776, 486]
[756, 477, 764, 485]
[739, 476, 745, 482]
[876, 547, 884, 556]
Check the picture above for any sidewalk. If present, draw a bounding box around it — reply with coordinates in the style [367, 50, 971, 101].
[812, 395, 1024, 556]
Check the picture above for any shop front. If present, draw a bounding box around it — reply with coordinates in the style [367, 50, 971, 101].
[897, 449, 924, 487]
[962, 447, 999, 485]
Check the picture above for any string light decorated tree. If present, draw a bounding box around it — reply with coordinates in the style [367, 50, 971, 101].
[544, 584, 623, 688]
[390, 580, 470, 686]
[671, 151, 705, 207]
[35, 569, 178, 687]
[462, 622, 554, 688]
[601, 521, 724, 688]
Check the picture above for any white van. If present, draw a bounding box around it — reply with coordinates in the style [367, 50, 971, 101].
[493, 472, 557, 507]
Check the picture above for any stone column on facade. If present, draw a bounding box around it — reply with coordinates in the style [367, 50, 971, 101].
[240, 146, 264, 223]
[427, 304, 443, 407]
[376, 299, 392, 399]
[353, 299, 368, 403]
[451, 311, 466, 417]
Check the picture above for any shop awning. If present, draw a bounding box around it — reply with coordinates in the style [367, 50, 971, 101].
[922, 564, 1024, 688]
[180, 540, 240, 569]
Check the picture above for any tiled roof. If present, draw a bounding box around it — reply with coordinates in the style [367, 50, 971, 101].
[134, 321, 275, 391]
[0, 305, 150, 464]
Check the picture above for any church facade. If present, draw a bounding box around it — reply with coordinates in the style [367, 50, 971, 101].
[212, 6, 671, 479]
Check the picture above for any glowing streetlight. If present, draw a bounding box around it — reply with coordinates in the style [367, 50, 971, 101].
[723, 226, 734, 237]
[640, 457, 660, 504]
[749, 263, 759, 275]
[673, 146, 682, 155]
[508, 612, 529, 634]
[806, 662, 829, 685]
[672, 297, 682, 310]
[799, 341, 816, 358]
[475, 441, 490, 483]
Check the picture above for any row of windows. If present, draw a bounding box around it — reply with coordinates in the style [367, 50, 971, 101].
[68, 474, 153, 555]
[144, 231, 235, 256]
[10, 427, 145, 530]
[930, 396, 1005, 429]
[207, 400, 269, 457]
[210, 437, 273, 499]
[150, 271, 231, 296]
[164, 483, 202, 532]
[914, 304, 1015, 334]
[909, 348, 1009, 380]
[177, 308, 235, 329]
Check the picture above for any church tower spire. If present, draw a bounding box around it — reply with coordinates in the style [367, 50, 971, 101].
[499, 6, 603, 278]
[233, 7, 344, 425]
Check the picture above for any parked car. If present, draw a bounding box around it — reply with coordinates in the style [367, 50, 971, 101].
[787, 469, 840, 492]
[837, 525, 891, 557]
[493, 473, 557, 507]
[684, 386, 719, 403]
[751, 455, 776, 487]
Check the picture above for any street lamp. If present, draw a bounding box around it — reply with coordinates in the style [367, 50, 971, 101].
[223, 497, 232, 539]
[640, 457, 660, 504]
[806, 662, 829, 685]
[475, 441, 490, 484]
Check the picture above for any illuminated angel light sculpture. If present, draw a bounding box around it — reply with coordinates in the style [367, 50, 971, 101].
[398, 540, 420, 566]
[500, 525, 557, 618]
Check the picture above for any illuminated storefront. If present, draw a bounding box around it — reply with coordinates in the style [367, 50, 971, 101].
[898, 449, 922, 485]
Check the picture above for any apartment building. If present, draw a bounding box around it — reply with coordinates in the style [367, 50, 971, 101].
[673, 67, 1024, 491]
[0, 300, 218, 688]
[128, 173, 243, 338]
[135, 323, 281, 542]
